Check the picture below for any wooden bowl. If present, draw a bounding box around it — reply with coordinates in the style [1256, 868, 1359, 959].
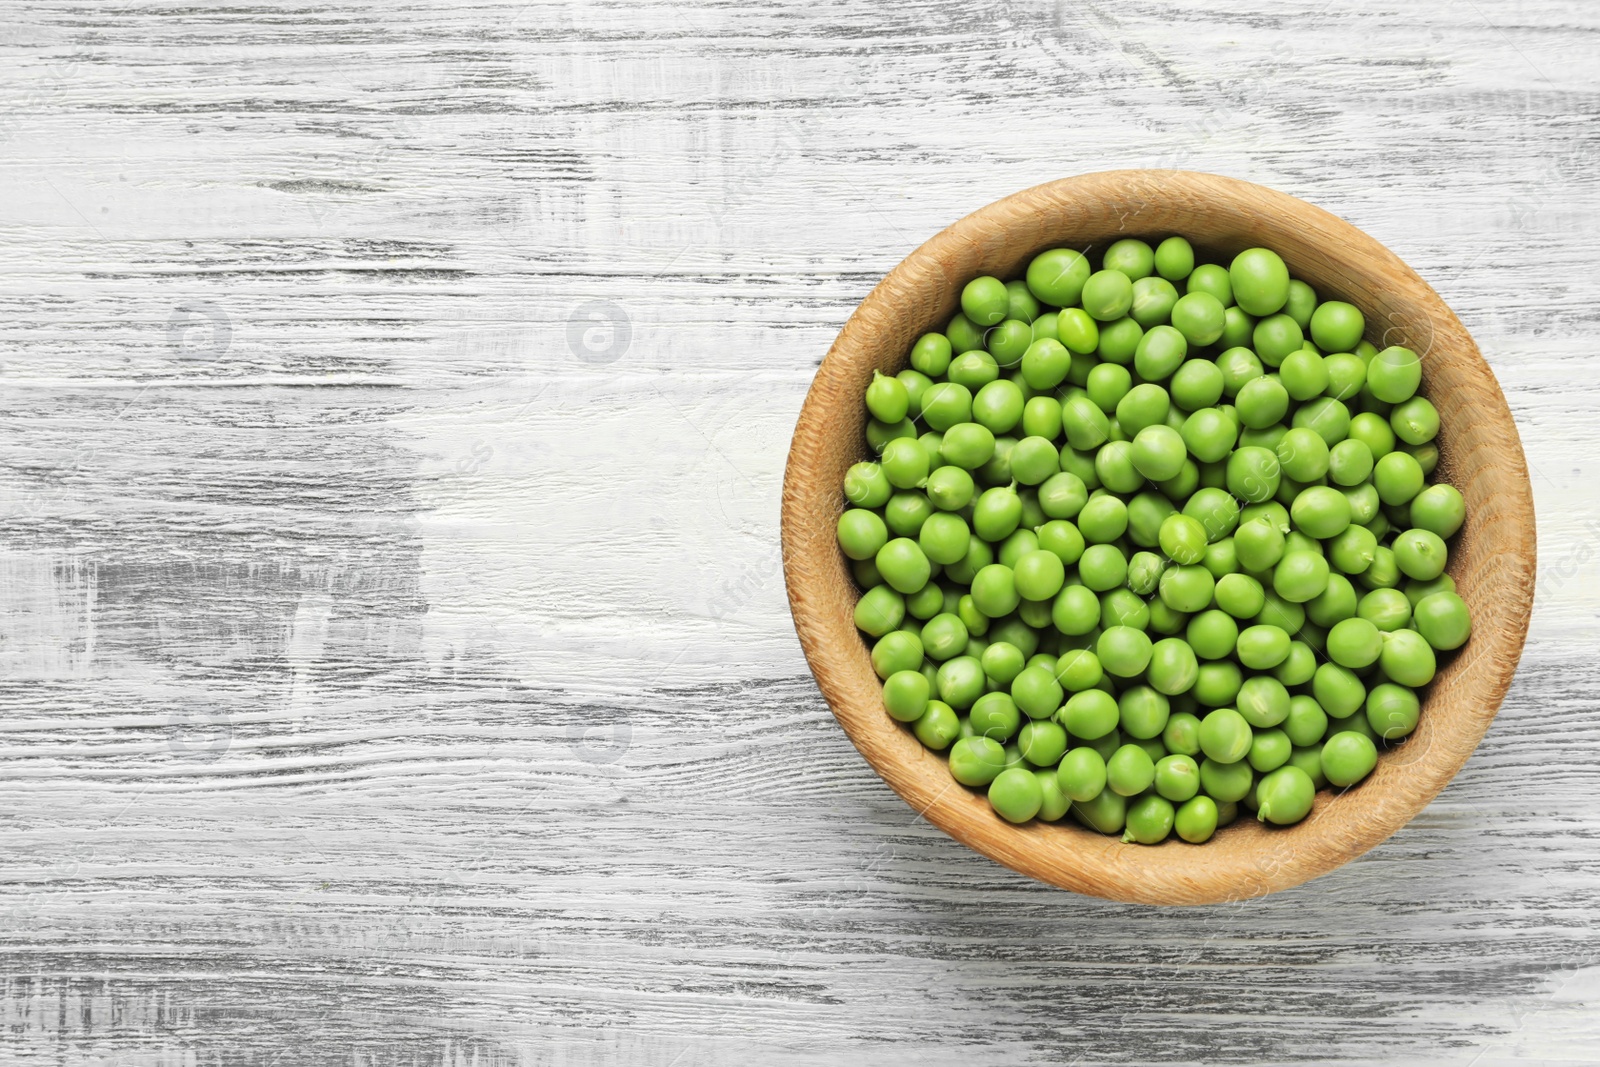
[781, 170, 1536, 905]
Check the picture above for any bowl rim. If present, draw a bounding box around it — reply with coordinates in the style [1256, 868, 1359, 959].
[781, 169, 1536, 905]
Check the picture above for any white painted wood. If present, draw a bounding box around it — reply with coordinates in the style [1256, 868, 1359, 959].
[0, 0, 1597, 1062]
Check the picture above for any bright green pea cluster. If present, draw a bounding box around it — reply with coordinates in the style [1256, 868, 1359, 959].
[842, 236, 1473, 844]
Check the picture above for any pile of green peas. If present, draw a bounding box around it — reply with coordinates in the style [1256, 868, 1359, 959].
[839, 236, 1472, 845]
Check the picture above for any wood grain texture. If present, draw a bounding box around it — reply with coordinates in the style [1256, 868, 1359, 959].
[782, 169, 1536, 905]
[0, 0, 1597, 1063]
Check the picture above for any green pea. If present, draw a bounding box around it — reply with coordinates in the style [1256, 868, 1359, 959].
[1198, 707, 1252, 763]
[1392, 527, 1448, 582]
[876, 630, 928, 681]
[1215, 308, 1252, 353]
[971, 380, 1025, 434]
[1061, 688, 1120, 740]
[1132, 424, 1187, 481]
[1402, 441, 1440, 477]
[1413, 591, 1471, 651]
[1078, 494, 1129, 544]
[1174, 795, 1218, 843]
[1187, 263, 1234, 307]
[1025, 248, 1091, 306]
[1275, 426, 1330, 483]
[865, 370, 911, 424]
[1271, 550, 1329, 604]
[1368, 346, 1422, 403]
[1154, 236, 1195, 281]
[1105, 743, 1155, 797]
[1082, 269, 1134, 321]
[1217, 346, 1264, 397]
[1170, 291, 1226, 346]
[906, 582, 945, 620]
[1323, 352, 1366, 403]
[946, 312, 986, 355]
[1050, 584, 1099, 637]
[1356, 587, 1411, 632]
[1136, 637, 1195, 698]
[1168, 361, 1224, 414]
[1326, 439, 1373, 487]
[875, 537, 931, 594]
[1233, 516, 1286, 573]
[1062, 393, 1112, 451]
[1326, 617, 1383, 670]
[1265, 641, 1313, 689]
[1235, 624, 1291, 670]
[913, 700, 961, 750]
[881, 437, 929, 489]
[1237, 375, 1290, 428]
[1289, 485, 1350, 540]
[1153, 513, 1205, 565]
[961, 276, 1010, 327]
[1226, 446, 1281, 503]
[844, 461, 892, 508]
[1090, 625, 1148, 678]
[1310, 300, 1365, 353]
[1130, 275, 1180, 328]
[1113, 383, 1169, 437]
[1312, 662, 1366, 719]
[1096, 237, 1151, 279]
[920, 611, 970, 661]
[1013, 549, 1066, 602]
[1057, 746, 1109, 802]
[1321, 731, 1378, 787]
[1097, 684, 1156, 740]
[968, 691, 1019, 743]
[949, 350, 1000, 391]
[1284, 279, 1317, 329]
[1126, 551, 1164, 596]
[1252, 314, 1304, 368]
[948, 734, 1006, 787]
[1235, 675, 1289, 729]
[1374, 451, 1426, 508]
[1389, 396, 1440, 447]
[1277, 696, 1326, 750]
[1380, 628, 1436, 687]
[1327, 524, 1378, 576]
[1159, 564, 1215, 613]
[1193, 659, 1244, 707]
[1247, 727, 1292, 773]
[1229, 247, 1290, 316]
[1181, 606, 1235, 659]
[1366, 682, 1420, 742]
[1199, 757, 1255, 803]
[972, 485, 1023, 542]
[1286, 745, 1327, 789]
[1076, 542, 1126, 591]
[1255, 765, 1315, 825]
[1146, 752, 1197, 802]
[885, 491, 933, 537]
[1122, 794, 1175, 844]
[882, 668, 932, 722]
[1019, 719, 1069, 767]
[1071, 787, 1128, 834]
[1154, 713, 1197, 760]
[838, 509, 888, 561]
[920, 381, 972, 431]
[1011, 664, 1064, 720]
[935, 655, 986, 710]
[1359, 545, 1401, 590]
[1409, 483, 1465, 539]
[853, 584, 905, 637]
[1291, 396, 1351, 447]
[1341, 483, 1380, 527]
[1178, 407, 1237, 464]
[909, 332, 953, 377]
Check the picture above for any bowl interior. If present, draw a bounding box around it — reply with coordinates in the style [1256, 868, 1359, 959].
[781, 171, 1536, 905]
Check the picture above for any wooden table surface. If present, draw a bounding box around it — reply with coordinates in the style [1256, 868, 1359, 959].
[2, 2, 1597, 1063]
